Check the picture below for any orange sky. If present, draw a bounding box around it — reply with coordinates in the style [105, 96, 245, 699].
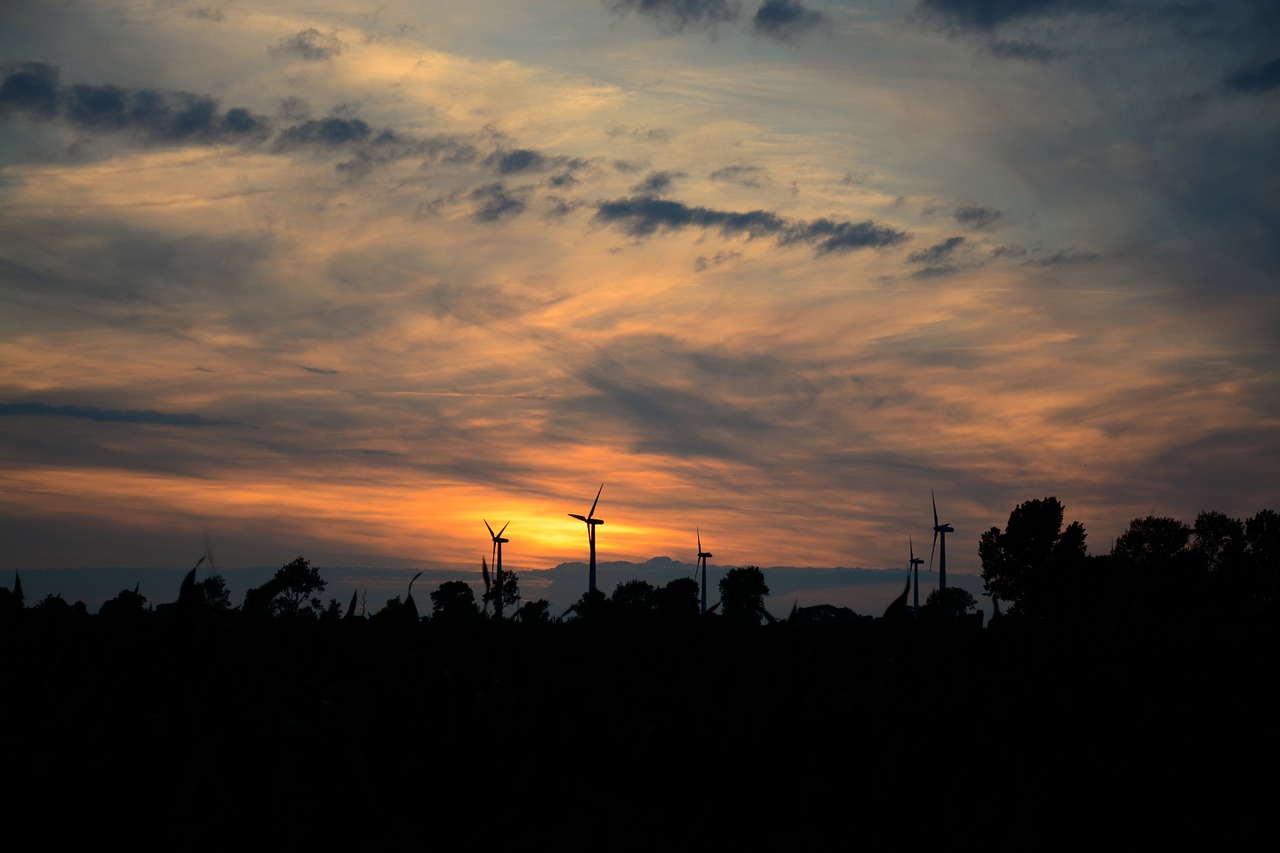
[2, 1, 1277, 594]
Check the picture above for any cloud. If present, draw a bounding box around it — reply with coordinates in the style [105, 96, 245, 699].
[0, 402, 234, 426]
[0, 63, 271, 144]
[187, 8, 226, 22]
[753, 0, 829, 43]
[270, 28, 343, 61]
[632, 170, 685, 194]
[709, 164, 767, 188]
[0, 62, 60, 117]
[988, 39, 1056, 62]
[917, 0, 1114, 32]
[694, 250, 741, 271]
[954, 204, 1002, 229]
[1034, 248, 1099, 265]
[908, 236, 966, 265]
[593, 195, 909, 255]
[471, 182, 527, 222]
[605, 123, 672, 142]
[488, 147, 546, 174]
[1223, 55, 1280, 96]
[607, 0, 741, 33]
[275, 116, 372, 148]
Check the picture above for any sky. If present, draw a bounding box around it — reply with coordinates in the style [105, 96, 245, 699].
[2, 0, 1278, 600]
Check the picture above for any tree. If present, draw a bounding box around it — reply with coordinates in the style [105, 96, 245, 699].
[611, 579, 655, 611]
[99, 585, 148, 620]
[515, 599, 553, 624]
[923, 586, 977, 619]
[1112, 516, 1192, 570]
[269, 556, 327, 618]
[196, 574, 232, 610]
[564, 588, 609, 622]
[430, 580, 478, 621]
[483, 568, 520, 616]
[979, 497, 1088, 620]
[719, 566, 770, 625]
[653, 577, 699, 623]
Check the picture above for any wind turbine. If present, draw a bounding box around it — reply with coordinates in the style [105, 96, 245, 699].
[928, 491, 954, 592]
[695, 528, 712, 616]
[484, 519, 510, 620]
[568, 484, 604, 594]
[910, 536, 924, 616]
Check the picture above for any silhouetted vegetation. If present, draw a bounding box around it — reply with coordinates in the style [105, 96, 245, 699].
[3, 502, 1276, 849]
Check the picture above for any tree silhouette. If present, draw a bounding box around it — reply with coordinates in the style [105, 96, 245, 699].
[611, 579, 655, 613]
[515, 599, 553, 623]
[1112, 516, 1192, 570]
[653, 577, 699, 623]
[268, 555, 327, 618]
[979, 497, 1088, 620]
[430, 580, 479, 621]
[719, 566, 770, 625]
[98, 585, 148, 619]
[195, 574, 232, 610]
[923, 586, 976, 619]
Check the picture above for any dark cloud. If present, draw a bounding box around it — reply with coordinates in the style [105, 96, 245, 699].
[594, 194, 909, 255]
[471, 183, 526, 222]
[709, 164, 767, 187]
[1224, 56, 1280, 95]
[917, 0, 1114, 31]
[0, 63, 271, 144]
[275, 116, 371, 148]
[0, 402, 234, 426]
[488, 147, 545, 173]
[632, 170, 685, 194]
[781, 218, 911, 255]
[988, 39, 1056, 62]
[992, 245, 1028, 258]
[298, 365, 340, 375]
[909, 236, 966, 265]
[954, 204, 1002, 229]
[270, 28, 343, 61]
[0, 62, 61, 117]
[753, 0, 829, 43]
[607, 0, 741, 33]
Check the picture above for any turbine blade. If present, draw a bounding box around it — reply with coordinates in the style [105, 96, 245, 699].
[909, 535, 915, 563]
[569, 513, 587, 522]
[697, 527, 702, 553]
[928, 530, 938, 573]
[485, 518, 495, 538]
[932, 490, 938, 529]
[588, 483, 603, 519]
[496, 521, 510, 538]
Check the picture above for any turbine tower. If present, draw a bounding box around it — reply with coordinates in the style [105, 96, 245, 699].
[696, 528, 712, 616]
[568, 484, 604, 594]
[910, 536, 924, 616]
[929, 491, 954, 592]
[484, 519, 510, 620]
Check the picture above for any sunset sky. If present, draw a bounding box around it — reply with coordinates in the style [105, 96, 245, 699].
[2, 0, 1277, 590]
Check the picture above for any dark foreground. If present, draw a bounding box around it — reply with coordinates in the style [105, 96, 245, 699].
[4, 609, 1273, 851]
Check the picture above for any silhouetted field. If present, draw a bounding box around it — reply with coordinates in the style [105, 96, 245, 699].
[3, 603, 1271, 851]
